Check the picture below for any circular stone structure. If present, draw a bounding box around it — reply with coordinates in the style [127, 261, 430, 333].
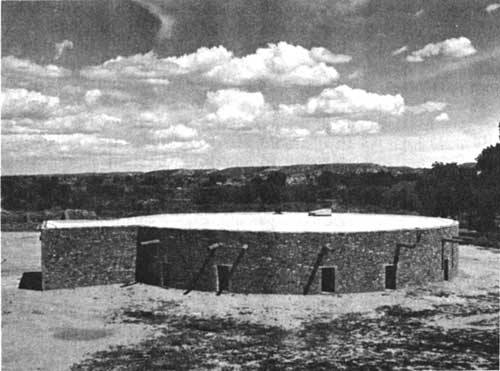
[41, 212, 459, 294]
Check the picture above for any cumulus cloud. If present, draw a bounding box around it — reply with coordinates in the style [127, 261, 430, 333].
[328, 119, 380, 135]
[4, 110, 123, 135]
[40, 113, 122, 134]
[146, 140, 211, 154]
[205, 42, 341, 85]
[43, 134, 129, 155]
[1, 88, 60, 119]
[2, 119, 42, 135]
[280, 85, 405, 116]
[392, 45, 408, 56]
[486, 3, 500, 13]
[84, 89, 103, 105]
[42, 133, 127, 146]
[406, 101, 447, 114]
[204, 89, 270, 129]
[2, 133, 129, 158]
[309, 48, 352, 64]
[347, 70, 363, 80]
[81, 42, 345, 86]
[81, 52, 174, 84]
[406, 37, 477, 62]
[2, 56, 71, 78]
[154, 124, 198, 140]
[54, 39, 74, 60]
[434, 112, 450, 122]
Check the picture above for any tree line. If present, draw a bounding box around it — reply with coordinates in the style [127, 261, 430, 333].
[1, 143, 498, 232]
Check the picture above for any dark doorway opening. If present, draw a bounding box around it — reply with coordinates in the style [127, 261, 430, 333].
[385, 265, 396, 289]
[136, 227, 166, 287]
[443, 259, 449, 281]
[217, 265, 231, 292]
[321, 267, 335, 292]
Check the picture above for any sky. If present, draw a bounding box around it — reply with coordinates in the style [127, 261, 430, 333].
[1, 0, 499, 175]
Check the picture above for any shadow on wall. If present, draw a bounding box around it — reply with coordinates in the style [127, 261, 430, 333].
[19, 271, 42, 290]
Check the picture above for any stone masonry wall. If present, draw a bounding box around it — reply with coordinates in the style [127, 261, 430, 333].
[41, 227, 137, 289]
[41, 222, 458, 293]
[144, 224, 458, 294]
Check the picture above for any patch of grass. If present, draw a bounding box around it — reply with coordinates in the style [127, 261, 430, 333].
[376, 304, 439, 319]
[53, 327, 113, 341]
[114, 300, 180, 325]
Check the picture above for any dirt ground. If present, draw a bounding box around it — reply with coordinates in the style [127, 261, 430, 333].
[1, 232, 499, 370]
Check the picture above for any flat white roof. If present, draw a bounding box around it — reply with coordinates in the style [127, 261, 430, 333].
[43, 212, 457, 233]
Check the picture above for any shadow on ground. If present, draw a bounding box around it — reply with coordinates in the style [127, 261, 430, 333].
[18, 271, 42, 290]
[72, 293, 499, 371]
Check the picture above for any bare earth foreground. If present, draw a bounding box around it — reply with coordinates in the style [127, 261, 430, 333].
[2, 232, 499, 371]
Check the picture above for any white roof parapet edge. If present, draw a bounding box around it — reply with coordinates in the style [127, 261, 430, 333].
[41, 212, 458, 234]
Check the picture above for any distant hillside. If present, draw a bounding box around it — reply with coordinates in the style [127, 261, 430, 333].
[5, 159, 496, 244]
[1, 162, 424, 221]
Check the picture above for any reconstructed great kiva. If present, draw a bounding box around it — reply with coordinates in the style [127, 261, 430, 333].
[40, 212, 459, 294]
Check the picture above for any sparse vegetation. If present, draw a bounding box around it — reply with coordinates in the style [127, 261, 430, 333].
[2, 145, 499, 243]
[73, 296, 499, 371]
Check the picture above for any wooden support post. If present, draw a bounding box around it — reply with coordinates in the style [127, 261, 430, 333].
[441, 239, 446, 270]
[216, 244, 248, 296]
[441, 237, 461, 269]
[184, 243, 219, 295]
[392, 242, 417, 286]
[303, 244, 330, 295]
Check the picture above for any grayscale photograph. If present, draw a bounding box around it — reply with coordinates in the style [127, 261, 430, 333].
[1, 0, 499, 370]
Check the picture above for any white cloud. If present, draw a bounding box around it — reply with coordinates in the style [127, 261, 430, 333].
[84, 89, 103, 105]
[434, 112, 450, 122]
[43, 134, 129, 155]
[486, 3, 500, 13]
[406, 37, 477, 62]
[271, 127, 311, 140]
[2, 56, 71, 78]
[2, 133, 129, 157]
[54, 39, 74, 60]
[392, 45, 408, 56]
[154, 124, 198, 140]
[347, 70, 363, 80]
[81, 52, 174, 84]
[406, 101, 447, 114]
[81, 42, 345, 86]
[42, 133, 127, 146]
[1, 88, 60, 119]
[40, 113, 122, 134]
[328, 119, 380, 135]
[146, 140, 211, 154]
[310, 48, 352, 64]
[205, 89, 270, 129]
[415, 9, 424, 17]
[280, 85, 405, 116]
[205, 42, 341, 85]
[2, 119, 42, 135]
